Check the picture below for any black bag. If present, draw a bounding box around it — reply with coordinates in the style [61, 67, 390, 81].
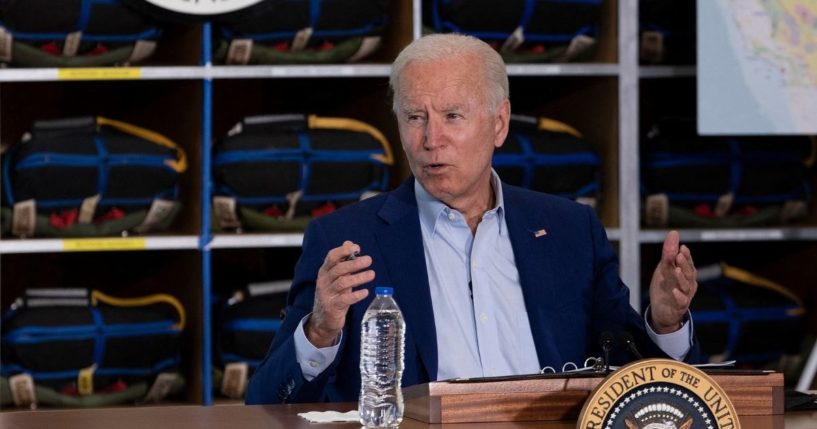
[494, 115, 600, 206]
[0, 0, 163, 67]
[212, 0, 390, 64]
[424, 0, 601, 63]
[1, 289, 185, 394]
[689, 263, 805, 364]
[212, 114, 393, 232]
[641, 117, 815, 227]
[2, 116, 186, 237]
[213, 281, 288, 399]
[639, 0, 696, 64]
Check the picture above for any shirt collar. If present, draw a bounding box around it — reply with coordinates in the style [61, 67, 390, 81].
[415, 169, 506, 235]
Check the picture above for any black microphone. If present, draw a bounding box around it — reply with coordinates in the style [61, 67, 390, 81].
[599, 331, 614, 373]
[618, 331, 643, 360]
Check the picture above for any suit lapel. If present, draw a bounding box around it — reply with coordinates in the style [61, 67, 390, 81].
[374, 179, 438, 379]
[503, 184, 562, 368]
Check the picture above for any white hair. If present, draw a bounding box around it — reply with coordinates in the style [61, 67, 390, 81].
[389, 33, 509, 114]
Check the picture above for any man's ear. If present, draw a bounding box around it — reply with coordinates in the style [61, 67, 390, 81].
[494, 99, 511, 149]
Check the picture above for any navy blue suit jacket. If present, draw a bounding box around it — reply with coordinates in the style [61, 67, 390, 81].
[245, 178, 699, 404]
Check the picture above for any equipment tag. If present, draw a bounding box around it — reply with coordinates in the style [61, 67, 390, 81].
[78, 364, 97, 395]
[9, 373, 37, 408]
[221, 362, 249, 399]
[12, 200, 36, 237]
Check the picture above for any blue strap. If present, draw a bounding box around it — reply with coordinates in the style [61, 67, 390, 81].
[298, 131, 311, 195]
[90, 306, 106, 368]
[2, 145, 19, 204]
[223, 318, 283, 332]
[519, 0, 536, 29]
[310, 0, 321, 27]
[220, 353, 261, 368]
[1, 358, 179, 381]
[727, 138, 741, 195]
[94, 135, 109, 199]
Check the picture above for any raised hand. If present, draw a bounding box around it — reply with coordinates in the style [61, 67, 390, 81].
[306, 241, 375, 347]
[648, 231, 697, 334]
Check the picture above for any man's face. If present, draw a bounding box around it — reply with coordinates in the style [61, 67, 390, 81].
[395, 55, 510, 207]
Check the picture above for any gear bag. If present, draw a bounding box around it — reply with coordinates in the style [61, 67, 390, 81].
[213, 281, 288, 399]
[641, 117, 815, 227]
[424, 0, 601, 63]
[1, 289, 186, 400]
[494, 115, 600, 207]
[690, 263, 805, 364]
[0, 0, 162, 67]
[212, 114, 393, 232]
[2, 116, 186, 237]
[212, 0, 390, 64]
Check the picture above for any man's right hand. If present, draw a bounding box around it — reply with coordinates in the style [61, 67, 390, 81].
[306, 240, 374, 348]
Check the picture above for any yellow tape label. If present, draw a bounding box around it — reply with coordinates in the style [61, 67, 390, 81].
[78, 364, 97, 396]
[58, 68, 142, 80]
[63, 238, 147, 251]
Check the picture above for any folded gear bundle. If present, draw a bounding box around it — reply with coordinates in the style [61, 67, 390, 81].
[0, 0, 163, 67]
[214, 281, 289, 399]
[424, 0, 601, 63]
[641, 117, 816, 227]
[2, 116, 186, 237]
[1, 289, 186, 406]
[212, 114, 393, 232]
[494, 114, 601, 207]
[690, 263, 805, 364]
[212, 0, 390, 64]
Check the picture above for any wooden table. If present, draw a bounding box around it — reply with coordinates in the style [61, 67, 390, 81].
[0, 402, 814, 429]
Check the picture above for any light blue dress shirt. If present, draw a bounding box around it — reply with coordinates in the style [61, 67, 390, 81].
[293, 171, 691, 381]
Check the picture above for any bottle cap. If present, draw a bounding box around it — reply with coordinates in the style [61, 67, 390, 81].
[375, 286, 393, 296]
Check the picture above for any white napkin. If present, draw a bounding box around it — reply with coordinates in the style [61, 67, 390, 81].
[297, 410, 360, 423]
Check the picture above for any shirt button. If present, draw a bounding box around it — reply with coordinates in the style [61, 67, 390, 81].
[479, 313, 488, 323]
[447, 212, 456, 221]
[308, 360, 319, 368]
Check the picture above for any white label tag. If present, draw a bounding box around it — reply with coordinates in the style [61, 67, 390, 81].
[500, 26, 525, 53]
[780, 200, 807, 223]
[575, 197, 597, 209]
[226, 39, 253, 65]
[78, 194, 101, 224]
[562, 35, 595, 61]
[221, 362, 249, 399]
[714, 193, 734, 218]
[9, 373, 37, 408]
[134, 199, 179, 234]
[213, 196, 242, 229]
[347, 36, 381, 63]
[284, 190, 303, 220]
[640, 31, 665, 63]
[12, 199, 36, 237]
[645, 194, 669, 227]
[144, 372, 179, 403]
[0, 27, 13, 62]
[291, 27, 313, 51]
[128, 40, 157, 64]
[63, 31, 82, 56]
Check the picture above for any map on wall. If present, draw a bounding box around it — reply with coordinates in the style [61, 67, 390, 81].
[698, 0, 817, 134]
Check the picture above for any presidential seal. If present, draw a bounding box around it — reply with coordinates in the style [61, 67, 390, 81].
[577, 359, 740, 429]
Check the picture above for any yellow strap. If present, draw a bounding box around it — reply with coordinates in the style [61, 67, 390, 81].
[537, 117, 583, 139]
[96, 117, 188, 173]
[803, 136, 817, 168]
[91, 290, 186, 330]
[720, 263, 805, 316]
[307, 115, 394, 165]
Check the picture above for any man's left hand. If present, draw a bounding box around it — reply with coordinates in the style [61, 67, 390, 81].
[649, 230, 697, 334]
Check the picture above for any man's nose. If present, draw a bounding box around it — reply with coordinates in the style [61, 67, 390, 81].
[423, 117, 444, 150]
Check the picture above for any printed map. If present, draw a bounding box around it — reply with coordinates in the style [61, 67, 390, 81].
[698, 0, 817, 134]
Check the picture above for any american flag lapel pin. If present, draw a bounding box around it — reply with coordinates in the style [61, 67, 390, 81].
[534, 228, 547, 238]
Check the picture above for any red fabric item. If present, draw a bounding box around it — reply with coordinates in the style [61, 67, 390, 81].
[274, 42, 289, 52]
[40, 42, 61, 56]
[733, 205, 758, 217]
[87, 44, 109, 55]
[693, 204, 714, 218]
[263, 206, 284, 218]
[95, 207, 125, 224]
[311, 202, 337, 218]
[49, 209, 79, 229]
[318, 41, 335, 51]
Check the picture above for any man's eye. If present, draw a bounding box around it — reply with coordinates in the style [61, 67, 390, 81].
[446, 113, 462, 120]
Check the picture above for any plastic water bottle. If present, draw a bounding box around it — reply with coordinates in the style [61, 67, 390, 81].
[359, 286, 405, 427]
